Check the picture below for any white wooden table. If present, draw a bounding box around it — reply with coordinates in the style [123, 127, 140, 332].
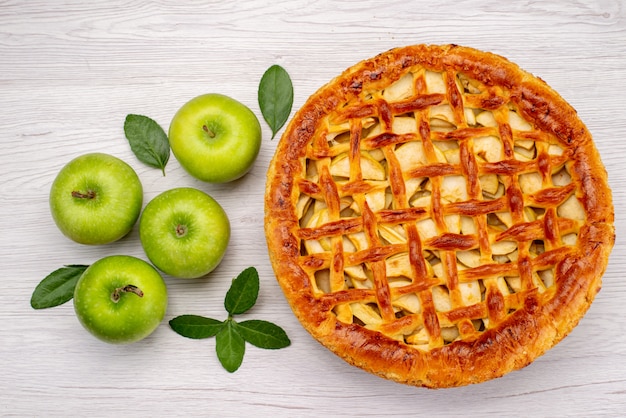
[2, 1, 625, 416]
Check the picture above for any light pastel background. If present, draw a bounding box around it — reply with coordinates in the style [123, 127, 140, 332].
[2, 1, 624, 416]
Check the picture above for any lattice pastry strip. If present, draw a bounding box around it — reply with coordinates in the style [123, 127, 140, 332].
[266, 45, 614, 388]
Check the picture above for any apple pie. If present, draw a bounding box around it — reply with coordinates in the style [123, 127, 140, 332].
[264, 44, 614, 388]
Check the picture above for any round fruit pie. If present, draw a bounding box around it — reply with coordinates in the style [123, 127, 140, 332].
[264, 44, 614, 388]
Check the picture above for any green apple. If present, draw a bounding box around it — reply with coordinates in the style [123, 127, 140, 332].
[139, 187, 230, 279]
[49, 153, 143, 245]
[73, 255, 168, 344]
[168, 93, 262, 183]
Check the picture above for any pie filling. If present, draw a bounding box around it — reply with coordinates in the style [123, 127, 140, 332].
[294, 66, 586, 351]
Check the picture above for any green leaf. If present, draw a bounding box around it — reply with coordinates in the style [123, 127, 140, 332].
[170, 266, 291, 373]
[258, 64, 293, 139]
[169, 315, 224, 339]
[235, 320, 291, 349]
[224, 266, 259, 315]
[216, 320, 245, 373]
[30, 265, 88, 309]
[124, 114, 170, 175]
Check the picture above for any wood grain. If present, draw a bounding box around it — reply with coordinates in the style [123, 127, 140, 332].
[1, 1, 625, 416]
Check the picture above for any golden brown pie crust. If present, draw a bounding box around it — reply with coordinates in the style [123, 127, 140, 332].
[264, 44, 614, 388]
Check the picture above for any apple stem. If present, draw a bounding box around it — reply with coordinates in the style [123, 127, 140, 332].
[175, 224, 187, 237]
[71, 190, 96, 199]
[111, 285, 144, 303]
[202, 124, 216, 138]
